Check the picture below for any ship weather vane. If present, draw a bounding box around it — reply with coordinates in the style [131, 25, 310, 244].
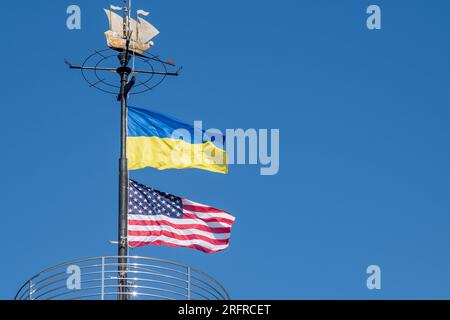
[65, 0, 180, 300]
[65, 1, 180, 97]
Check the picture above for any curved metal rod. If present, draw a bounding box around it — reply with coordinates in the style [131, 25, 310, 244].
[71, 292, 175, 301]
[123, 262, 189, 278]
[125, 270, 187, 285]
[122, 276, 188, 292]
[44, 283, 188, 301]
[190, 274, 228, 300]
[189, 268, 230, 300]
[191, 282, 222, 300]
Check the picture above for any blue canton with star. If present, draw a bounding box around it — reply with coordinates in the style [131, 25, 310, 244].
[129, 180, 183, 218]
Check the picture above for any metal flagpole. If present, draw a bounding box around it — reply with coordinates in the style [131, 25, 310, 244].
[118, 0, 130, 301]
[117, 53, 130, 301]
[64, 0, 180, 300]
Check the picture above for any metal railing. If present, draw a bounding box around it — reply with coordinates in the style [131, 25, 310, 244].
[15, 256, 230, 300]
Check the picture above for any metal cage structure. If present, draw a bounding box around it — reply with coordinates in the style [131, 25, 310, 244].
[15, 256, 230, 300]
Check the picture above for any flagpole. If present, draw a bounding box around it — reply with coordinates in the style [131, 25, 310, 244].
[118, 0, 130, 301]
[66, 0, 179, 300]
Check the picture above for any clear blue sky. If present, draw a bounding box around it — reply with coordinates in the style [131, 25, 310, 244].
[1, 0, 450, 299]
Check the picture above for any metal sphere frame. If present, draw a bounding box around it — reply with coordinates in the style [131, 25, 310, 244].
[70, 48, 180, 95]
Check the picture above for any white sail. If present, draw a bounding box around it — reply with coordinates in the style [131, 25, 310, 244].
[128, 17, 139, 42]
[104, 9, 124, 36]
[137, 9, 150, 16]
[137, 17, 160, 43]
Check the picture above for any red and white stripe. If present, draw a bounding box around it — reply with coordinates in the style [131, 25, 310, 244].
[128, 199, 235, 253]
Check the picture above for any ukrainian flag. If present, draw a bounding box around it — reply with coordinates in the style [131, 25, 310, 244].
[127, 106, 228, 174]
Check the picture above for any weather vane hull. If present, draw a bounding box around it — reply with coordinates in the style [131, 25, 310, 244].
[105, 31, 153, 55]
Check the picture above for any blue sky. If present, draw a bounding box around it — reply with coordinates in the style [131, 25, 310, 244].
[1, 0, 450, 299]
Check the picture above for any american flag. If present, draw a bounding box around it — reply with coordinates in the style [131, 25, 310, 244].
[128, 180, 236, 253]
